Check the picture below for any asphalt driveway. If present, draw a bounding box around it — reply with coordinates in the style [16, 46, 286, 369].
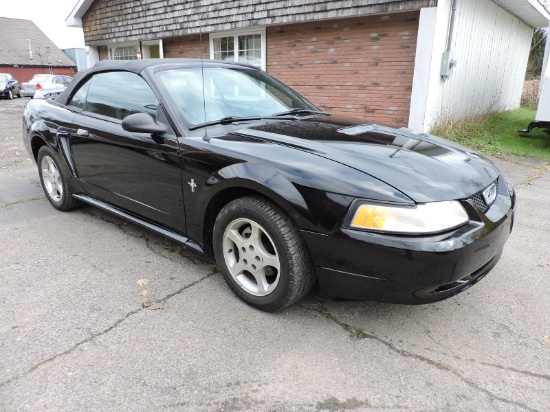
[0, 99, 548, 411]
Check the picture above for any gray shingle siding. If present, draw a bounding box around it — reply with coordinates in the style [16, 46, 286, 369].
[83, 0, 436, 45]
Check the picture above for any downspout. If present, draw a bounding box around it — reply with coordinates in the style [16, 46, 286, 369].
[446, 0, 458, 52]
[441, 0, 458, 80]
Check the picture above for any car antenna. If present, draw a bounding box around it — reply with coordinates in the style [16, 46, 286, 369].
[199, 13, 210, 142]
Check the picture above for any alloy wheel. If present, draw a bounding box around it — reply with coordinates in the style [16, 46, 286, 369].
[40, 155, 63, 203]
[222, 217, 281, 296]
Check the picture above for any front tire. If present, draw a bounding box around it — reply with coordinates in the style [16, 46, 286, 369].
[37, 146, 80, 211]
[7, 89, 13, 100]
[213, 196, 315, 311]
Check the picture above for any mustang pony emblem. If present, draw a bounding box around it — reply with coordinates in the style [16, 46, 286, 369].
[188, 179, 197, 192]
[482, 183, 497, 205]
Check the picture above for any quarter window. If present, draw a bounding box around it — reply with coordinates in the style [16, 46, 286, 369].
[67, 78, 92, 111]
[210, 29, 266, 70]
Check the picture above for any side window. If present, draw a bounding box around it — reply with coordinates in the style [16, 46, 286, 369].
[67, 78, 92, 111]
[86, 72, 158, 120]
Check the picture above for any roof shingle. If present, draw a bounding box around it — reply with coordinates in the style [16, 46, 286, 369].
[0, 17, 75, 67]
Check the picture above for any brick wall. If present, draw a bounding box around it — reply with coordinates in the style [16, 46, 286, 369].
[98, 46, 108, 60]
[267, 12, 419, 127]
[98, 11, 419, 127]
[163, 12, 419, 127]
[163, 35, 207, 59]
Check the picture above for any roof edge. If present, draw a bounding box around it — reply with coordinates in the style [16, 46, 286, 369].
[68, 0, 550, 31]
[66, 0, 95, 28]
[494, 0, 550, 27]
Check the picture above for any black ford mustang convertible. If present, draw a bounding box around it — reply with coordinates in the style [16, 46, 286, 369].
[22, 59, 515, 311]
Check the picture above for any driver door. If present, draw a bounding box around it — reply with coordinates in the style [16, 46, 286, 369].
[68, 71, 186, 232]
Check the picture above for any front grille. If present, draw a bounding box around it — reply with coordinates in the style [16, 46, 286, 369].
[469, 180, 498, 212]
[470, 192, 488, 211]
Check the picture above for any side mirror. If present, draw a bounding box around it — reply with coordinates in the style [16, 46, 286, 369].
[121, 113, 167, 135]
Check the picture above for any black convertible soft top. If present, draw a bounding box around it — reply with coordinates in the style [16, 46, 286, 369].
[55, 58, 257, 106]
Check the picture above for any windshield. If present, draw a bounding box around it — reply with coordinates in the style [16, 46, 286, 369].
[158, 67, 319, 126]
[32, 74, 50, 82]
[0, 75, 8, 83]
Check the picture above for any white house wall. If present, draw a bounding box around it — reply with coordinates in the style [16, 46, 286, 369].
[443, 0, 532, 117]
[410, 0, 533, 132]
[535, 22, 550, 121]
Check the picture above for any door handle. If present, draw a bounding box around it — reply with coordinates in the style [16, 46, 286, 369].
[76, 129, 89, 137]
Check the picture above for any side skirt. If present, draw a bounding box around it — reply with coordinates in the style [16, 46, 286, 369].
[73, 194, 203, 253]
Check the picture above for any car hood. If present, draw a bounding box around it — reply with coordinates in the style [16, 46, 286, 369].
[234, 116, 500, 203]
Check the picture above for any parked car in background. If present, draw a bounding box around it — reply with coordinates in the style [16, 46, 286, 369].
[0, 73, 22, 99]
[32, 89, 65, 100]
[21, 74, 72, 97]
[21, 59, 515, 311]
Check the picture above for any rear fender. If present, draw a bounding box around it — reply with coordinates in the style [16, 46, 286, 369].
[30, 119, 77, 178]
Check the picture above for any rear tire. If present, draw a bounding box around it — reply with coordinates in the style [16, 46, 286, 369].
[37, 146, 81, 211]
[213, 196, 315, 311]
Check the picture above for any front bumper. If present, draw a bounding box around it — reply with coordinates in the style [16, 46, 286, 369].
[302, 179, 515, 304]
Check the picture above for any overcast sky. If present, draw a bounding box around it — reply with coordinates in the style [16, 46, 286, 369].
[0, 0, 85, 49]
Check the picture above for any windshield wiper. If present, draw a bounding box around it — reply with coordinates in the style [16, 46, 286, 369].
[189, 115, 294, 130]
[188, 109, 329, 130]
[273, 108, 329, 117]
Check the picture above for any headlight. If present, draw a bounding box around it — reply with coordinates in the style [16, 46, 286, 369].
[0, 84, 5, 91]
[348, 201, 469, 234]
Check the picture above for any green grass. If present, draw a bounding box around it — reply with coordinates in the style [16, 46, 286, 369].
[431, 108, 550, 160]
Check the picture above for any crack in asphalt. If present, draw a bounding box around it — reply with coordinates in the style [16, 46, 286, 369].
[302, 300, 541, 412]
[0, 197, 43, 208]
[0, 271, 216, 390]
[520, 165, 549, 186]
[495, 155, 548, 169]
[1, 202, 220, 389]
[80, 208, 214, 266]
[476, 361, 550, 382]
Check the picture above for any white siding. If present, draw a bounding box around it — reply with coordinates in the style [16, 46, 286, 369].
[535, 22, 550, 121]
[409, 0, 533, 132]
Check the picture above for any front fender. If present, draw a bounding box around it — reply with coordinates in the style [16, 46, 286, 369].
[206, 162, 313, 226]
[187, 162, 355, 249]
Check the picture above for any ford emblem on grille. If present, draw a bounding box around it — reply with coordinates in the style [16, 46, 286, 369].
[482, 183, 497, 205]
